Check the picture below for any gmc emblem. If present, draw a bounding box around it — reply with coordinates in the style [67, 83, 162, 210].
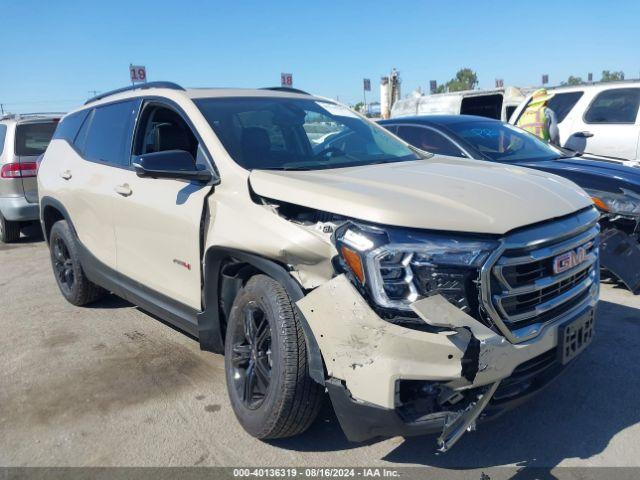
[553, 247, 587, 274]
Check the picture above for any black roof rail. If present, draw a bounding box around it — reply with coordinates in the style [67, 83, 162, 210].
[261, 86, 311, 95]
[85, 81, 185, 105]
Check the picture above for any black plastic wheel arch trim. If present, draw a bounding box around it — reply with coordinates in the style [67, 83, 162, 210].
[200, 246, 325, 385]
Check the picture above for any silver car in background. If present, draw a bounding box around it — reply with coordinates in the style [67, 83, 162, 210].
[0, 114, 60, 242]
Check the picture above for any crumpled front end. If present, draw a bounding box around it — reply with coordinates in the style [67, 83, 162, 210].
[298, 276, 595, 451]
[295, 207, 600, 451]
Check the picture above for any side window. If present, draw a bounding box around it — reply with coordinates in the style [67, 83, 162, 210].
[396, 126, 466, 157]
[547, 91, 584, 122]
[52, 110, 89, 144]
[134, 104, 203, 168]
[0, 125, 7, 156]
[83, 101, 137, 167]
[584, 88, 640, 124]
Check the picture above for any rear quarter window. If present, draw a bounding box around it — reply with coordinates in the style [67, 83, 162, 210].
[52, 110, 90, 144]
[0, 124, 7, 156]
[584, 88, 640, 124]
[15, 122, 58, 156]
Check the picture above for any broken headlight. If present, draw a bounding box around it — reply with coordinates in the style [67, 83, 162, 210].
[334, 223, 498, 312]
[586, 188, 640, 217]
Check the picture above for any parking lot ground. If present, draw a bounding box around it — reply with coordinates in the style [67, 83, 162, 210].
[1, 233, 640, 469]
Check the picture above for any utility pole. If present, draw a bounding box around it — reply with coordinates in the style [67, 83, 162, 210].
[88, 90, 99, 97]
[0, 103, 4, 115]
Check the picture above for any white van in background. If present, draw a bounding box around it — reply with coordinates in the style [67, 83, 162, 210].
[391, 86, 527, 122]
[510, 81, 640, 166]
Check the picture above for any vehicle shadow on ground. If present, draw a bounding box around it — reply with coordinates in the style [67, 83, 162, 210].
[86, 294, 132, 309]
[275, 301, 640, 472]
[13, 223, 44, 244]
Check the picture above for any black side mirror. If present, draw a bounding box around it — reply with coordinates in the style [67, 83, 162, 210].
[132, 150, 212, 182]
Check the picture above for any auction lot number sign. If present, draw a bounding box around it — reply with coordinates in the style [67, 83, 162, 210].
[281, 73, 293, 87]
[130, 65, 147, 83]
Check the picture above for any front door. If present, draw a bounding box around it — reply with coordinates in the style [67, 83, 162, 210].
[111, 100, 215, 310]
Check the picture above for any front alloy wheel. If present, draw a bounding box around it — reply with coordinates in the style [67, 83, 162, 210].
[229, 303, 273, 410]
[224, 274, 323, 439]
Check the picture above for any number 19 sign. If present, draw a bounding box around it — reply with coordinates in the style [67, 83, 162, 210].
[130, 65, 147, 84]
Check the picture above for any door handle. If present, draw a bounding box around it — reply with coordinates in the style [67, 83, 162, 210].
[114, 183, 133, 197]
[60, 170, 72, 180]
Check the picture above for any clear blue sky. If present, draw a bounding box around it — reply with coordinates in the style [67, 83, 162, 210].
[1, 0, 639, 113]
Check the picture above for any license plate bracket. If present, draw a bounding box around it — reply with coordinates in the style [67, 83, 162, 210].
[558, 310, 595, 365]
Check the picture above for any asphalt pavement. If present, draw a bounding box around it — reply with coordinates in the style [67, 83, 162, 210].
[1, 230, 639, 470]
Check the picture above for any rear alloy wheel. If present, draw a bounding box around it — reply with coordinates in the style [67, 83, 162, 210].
[0, 212, 20, 243]
[48, 220, 105, 306]
[224, 275, 323, 439]
[52, 236, 75, 297]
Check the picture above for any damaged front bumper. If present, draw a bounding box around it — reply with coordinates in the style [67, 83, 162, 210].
[297, 275, 595, 451]
[600, 228, 640, 293]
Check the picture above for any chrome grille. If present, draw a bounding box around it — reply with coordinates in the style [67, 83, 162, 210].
[481, 208, 600, 343]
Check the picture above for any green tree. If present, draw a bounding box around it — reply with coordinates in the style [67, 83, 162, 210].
[446, 68, 479, 92]
[561, 75, 583, 86]
[354, 102, 364, 112]
[601, 70, 625, 82]
[434, 68, 479, 93]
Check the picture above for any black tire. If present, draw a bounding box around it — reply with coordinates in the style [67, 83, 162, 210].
[0, 212, 20, 243]
[224, 274, 323, 439]
[49, 220, 105, 306]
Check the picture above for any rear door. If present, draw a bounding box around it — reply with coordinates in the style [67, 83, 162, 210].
[60, 100, 139, 269]
[15, 120, 58, 203]
[111, 100, 214, 310]
[571, 87, 640, 161]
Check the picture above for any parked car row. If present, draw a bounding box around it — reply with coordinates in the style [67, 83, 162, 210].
[6, 81, 635, 452]
[391, 80, 640, 167]
[510, 81, 640, 166]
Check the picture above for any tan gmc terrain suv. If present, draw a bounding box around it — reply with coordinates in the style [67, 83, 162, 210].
[38, 82, 600, 451]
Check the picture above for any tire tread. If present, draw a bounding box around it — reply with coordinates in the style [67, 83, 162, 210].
[226, 274, 323, 439]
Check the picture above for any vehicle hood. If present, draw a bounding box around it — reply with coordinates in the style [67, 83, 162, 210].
[249, 157, 592, 235]
[516, 156, 640, 194]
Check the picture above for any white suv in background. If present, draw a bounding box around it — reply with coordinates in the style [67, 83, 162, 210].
[511, 81, 640, 166]
[38, 82, 599, 451]
[0, 114, 59, 242]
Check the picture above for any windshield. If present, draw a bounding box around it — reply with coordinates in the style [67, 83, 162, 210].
[195, 97, 422, 170]
[15, 122, 58, 156]
[446, 120, 565, 162]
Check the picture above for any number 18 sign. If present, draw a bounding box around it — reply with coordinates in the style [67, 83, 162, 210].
[130, 65, 147, 84]
[281, 73, 293, 87]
